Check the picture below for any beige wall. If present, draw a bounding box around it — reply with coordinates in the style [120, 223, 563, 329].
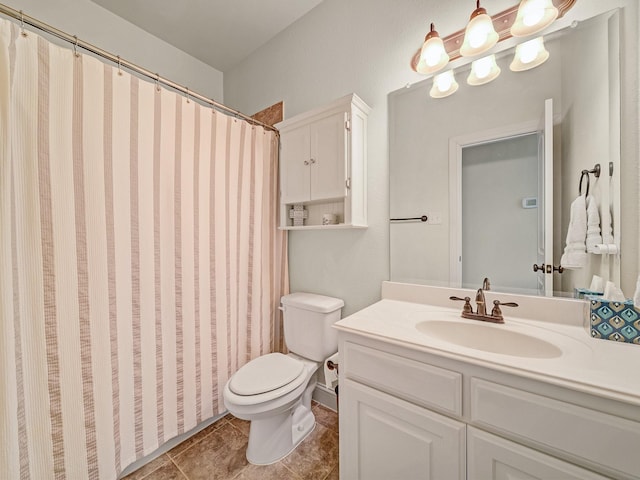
[8, 0, 224, 102]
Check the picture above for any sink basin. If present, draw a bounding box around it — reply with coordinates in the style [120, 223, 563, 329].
[415, 320, 562, 358]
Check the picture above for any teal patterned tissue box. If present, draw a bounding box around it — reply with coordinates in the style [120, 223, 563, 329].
[587, 296, 640, 344]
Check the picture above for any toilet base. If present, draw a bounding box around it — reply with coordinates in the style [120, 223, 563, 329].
[246, 381, 316, 465]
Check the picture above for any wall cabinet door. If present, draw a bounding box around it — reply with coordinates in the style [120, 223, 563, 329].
[281, 111, 347, 204]
[467, 427, 610, 480]
[281, 125, 311, 204]
[341, 379, 466, 480]
[309, 111, 347, 201]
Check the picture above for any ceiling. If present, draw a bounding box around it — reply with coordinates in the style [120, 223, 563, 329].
[91, 0, 324, 72]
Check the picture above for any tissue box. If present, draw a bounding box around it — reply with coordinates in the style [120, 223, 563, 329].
[587, 296, 640, 344]
[574, 288, 603, 299]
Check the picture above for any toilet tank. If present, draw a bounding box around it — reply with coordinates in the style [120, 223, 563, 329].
[280, 292, 344, 361]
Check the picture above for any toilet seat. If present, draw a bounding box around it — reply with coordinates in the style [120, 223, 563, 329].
[229, 353, 305, 397]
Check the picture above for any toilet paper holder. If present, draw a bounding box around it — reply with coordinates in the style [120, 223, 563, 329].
[326, 359, 338, 373]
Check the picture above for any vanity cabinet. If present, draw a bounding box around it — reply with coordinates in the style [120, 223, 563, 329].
[342, 379, 465, 480]
[339, 334, 640, 480]
[277, 93, 369, 229]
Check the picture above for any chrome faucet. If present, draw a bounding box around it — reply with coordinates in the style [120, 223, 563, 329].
[449, 278, 518, 324]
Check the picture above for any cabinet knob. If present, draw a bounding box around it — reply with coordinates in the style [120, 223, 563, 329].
[303, 160, 309, 165]
[310, 158, 316, 164]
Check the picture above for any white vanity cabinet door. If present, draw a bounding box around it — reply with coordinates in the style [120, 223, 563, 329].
[468, 427, 610, 480]
[341, 379, 466, 480]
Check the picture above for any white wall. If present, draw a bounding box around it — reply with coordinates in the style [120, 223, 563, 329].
[224, 0, 637, 313]
[7, 0, 224, 101]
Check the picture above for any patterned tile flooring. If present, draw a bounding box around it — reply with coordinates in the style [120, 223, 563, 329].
[122, 402, 339, 480]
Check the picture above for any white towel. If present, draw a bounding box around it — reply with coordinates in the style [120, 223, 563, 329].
[560, 195, 587, 269]
[585, 195, 603, 253]
[602, 206, 614, 245]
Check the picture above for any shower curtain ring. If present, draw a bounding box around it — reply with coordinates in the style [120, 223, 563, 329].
[155, 74, 160, 92]
[19, 10, 27, 37]
[117, 55, 123, 76]
[73, 35, 79, 57]
[185, 87, 190, 103]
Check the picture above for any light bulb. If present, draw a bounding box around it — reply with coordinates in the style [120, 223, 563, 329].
[511, 0, 558, 37]
[467, 54, 500, 86]
[473, 56, 492, 78]
[460, 2, 499, 57]
[522, 0, 545, 26]
[418, 23, 449, 75]
[430, 70, 459, 98]
[510, 37, 550, 72]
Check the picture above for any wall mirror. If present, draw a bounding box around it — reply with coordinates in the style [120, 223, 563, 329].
[389, 4, 638, 298]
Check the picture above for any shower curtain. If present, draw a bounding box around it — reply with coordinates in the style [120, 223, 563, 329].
[0, 19, 288, 479]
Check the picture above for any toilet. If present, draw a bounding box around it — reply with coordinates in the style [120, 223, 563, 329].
[223, 292, 344, 465]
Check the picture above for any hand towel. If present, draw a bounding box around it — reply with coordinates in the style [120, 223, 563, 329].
[560, 195, 587, 269]
[602, 206, 614, 245]
[585, 195, 603, 253]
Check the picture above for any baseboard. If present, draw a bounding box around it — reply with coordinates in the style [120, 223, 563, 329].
[313, 384, 337, 411]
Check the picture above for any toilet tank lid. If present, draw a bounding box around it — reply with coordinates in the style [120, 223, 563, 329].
[281, 292, 344, 313]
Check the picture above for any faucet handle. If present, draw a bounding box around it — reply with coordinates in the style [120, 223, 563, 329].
[450, 296, 473, 314]
[491, 299, 519, 318]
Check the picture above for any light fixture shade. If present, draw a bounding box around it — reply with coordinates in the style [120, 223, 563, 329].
[418, 23, 450, 75]
[467, 54, 501, 85]
[510, 37, 550, 71]
[511, 0, 559, 37]
[460, 1, 499, 57]
[430, 70, 459, 98]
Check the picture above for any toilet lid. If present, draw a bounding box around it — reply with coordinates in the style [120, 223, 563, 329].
[229, 353, 305, 396]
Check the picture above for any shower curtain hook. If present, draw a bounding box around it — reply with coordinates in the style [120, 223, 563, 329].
[117, 55, 123, 76]
[73, 35, 79, 57]
[185, 87, 190, 103]
[155, 73, 160, 92]
[19, 10, 27, 37]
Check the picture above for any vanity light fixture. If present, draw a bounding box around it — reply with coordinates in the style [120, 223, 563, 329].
[510, 37, 550, 71]
[417, 23, 450, 75]
[511, 0, 559, 37]
[430, 70, 459, 98]
[460, 0, 499, 57]
[467, 54, 501, 86]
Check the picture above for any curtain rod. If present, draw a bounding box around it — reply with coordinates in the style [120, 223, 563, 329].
[0, 3, 279, 133]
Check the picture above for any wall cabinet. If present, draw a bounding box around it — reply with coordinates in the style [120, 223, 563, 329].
[277, 94, 370, 229]
[339, 334, 640, 480]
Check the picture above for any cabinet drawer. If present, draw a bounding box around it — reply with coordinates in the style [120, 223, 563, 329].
[343, 341, 462, 416]
[470, 378, 640, 479]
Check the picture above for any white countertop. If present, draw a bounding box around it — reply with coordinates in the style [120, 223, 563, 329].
[335, 297, 640, 406]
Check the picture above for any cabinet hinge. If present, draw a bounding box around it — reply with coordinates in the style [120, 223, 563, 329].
[345, 119, 351, 131]
[346, 177, 351, 189]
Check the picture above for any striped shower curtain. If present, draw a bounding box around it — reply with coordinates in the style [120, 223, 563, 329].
[0, 19, 288, 479]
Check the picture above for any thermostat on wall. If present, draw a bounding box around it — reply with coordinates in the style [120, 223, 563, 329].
[522, 197, 538, 209]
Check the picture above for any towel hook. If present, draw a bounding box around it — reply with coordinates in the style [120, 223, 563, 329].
[579, 170, 590, 196]
[578, 164, 601, 196]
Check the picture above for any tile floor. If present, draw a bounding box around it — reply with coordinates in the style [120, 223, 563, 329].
[122, 401, 339, 480]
